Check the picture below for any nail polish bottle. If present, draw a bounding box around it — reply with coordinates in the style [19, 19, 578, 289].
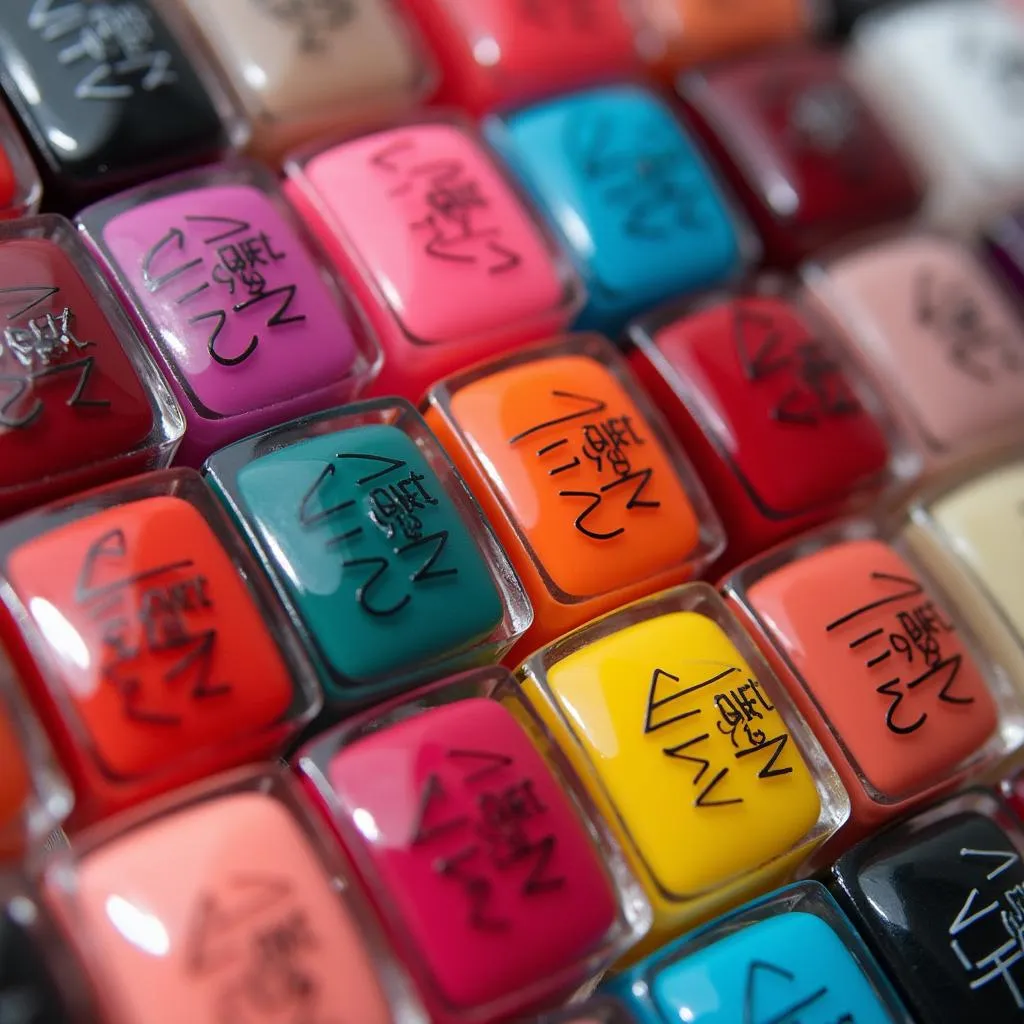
[76, 161, 380, 468]
[42, 767, 420, 1024]
[983, 207, 1024, 306]
[0, 649, 71, 863]
[484, 84, 755, 335]
[204, 398, 531, 711]
[517, 582, 848, 956]
[0, 215, 183, 521]
[422, 334, 723, 658]
[601, 881, 910, 1024]
[627, 279, 900, 571]
[848, 0, 1024, 236]
[0, 468, 321, 828]
[676, 47, 923, 267]
[0, 104, 40, 221]
[0, 0, 245, 209]
[722, 521, 1019, 849]
[398, 0, 641, 114]
[901, 449, 1024, 705]
[0, 876, 99, 1023]
[825, 789, 1024, 1023]
[283, 116, 580, 401]
[163, 0, 434, 160]
[631, 0, 819, 77]
[295, 666, 650, 1022]
[801, 231, 1024, 473]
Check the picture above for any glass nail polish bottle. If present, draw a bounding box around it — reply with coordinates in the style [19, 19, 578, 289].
[296, 666, 650, 1022]
[0, 215, 183, 521]
[77, 161, 380, 468]
[422, 334, 724, 658]
[517, 582, 848, 957]
[42, 766, 424, 1024]
[283, 115, 581, 401]
[0, 468, 321, 828]
[0, 0, 245, 208]
[204, 398, 532, 711]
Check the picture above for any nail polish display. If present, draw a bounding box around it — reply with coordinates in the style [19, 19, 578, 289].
[0, 104, 41, 221]
[297, 667, 648, 1021]
[0, 650, 71, 861]
[77, 162, 378, 467]
[633, 0, 814, 74]
[602, 882, 908, 1024]
[0, 469, 320, 826]
[0, 216, 183, 520]
[422, 335, 722, 656]
[984, 207, 1024, 304]
[168, 0, 431, 158]
[0, 880, 93, 1023]
[43, 769, 407, 1024]
[205, 399, 530, 708]
[724, 527, 1013, 844]
[485, 85, 750, 334]
[398, 0, 640, 114]
[0, 0, 241, 207]
[628, 285, 894, 568]
[517, 583, 846, 953]
[848, 1, 1024, 235]
[902, 452, 1024, 699]
[676, 48, 922, 266]
[283, 118, 577, 400]
[801, 233, 1024, 470]
[826, 790, 1024, 1023]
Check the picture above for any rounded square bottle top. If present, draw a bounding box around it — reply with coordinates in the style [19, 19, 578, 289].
[541, 607, 823, 897]
[743, 537, 999, 801]
[486, 85, 746, 332]
[828, 794, 1024, 1023]
[290, 121, 569, 345]
[650, 910, 898, 1024]
[851, 1, 1024, 189]
[204, 403, 526, 702]
[80, 168, 367, 420]
[0, 219, 179, 514]
[3, 493, 298, 780]
[51, 786, 394, 1024]
[322, 696, 620, 1012]
[446, 347, 707, 600]
[677, 48, 922, 263]
[802, 233, 1024, 459]
[0, 0, 235, 200]
[174, 0, 426, 125]
[644, 293, 892, 518]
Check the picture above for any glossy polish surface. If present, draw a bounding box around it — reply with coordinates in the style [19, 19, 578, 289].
[679, 49, 921, 265]
[324, 699, 618, 1012]
[746, 539, 997, 802]
[544, 611, 820, 895]
[489, 86, 744, 333]
[3, 496, 295, 792]
[0, 0, 227, 202]
[63, 792, 391, 1024]
[82, 174, 364, 465]
[635, 296, 889, 564]
[829, 809, 1024, 1022]
[650, 913, 896, 1024]
[803, 234, 1024, 462]
[0, 237, 153, 514]
[231, 424, 504, 692]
